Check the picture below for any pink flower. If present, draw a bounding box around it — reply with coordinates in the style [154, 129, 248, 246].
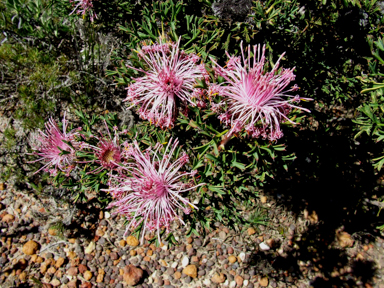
[30, 113, 79, 176]
[124, 38, 207, 129]
[80, 121, 122, 174]
[106, 138, 204, 243]
[69, 0, 97, 22]
[212, 42, 311, 141]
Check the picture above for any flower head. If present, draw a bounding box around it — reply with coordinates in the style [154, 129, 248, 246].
[30, 113, 79, 176]
[124, 38, 207, 129]
[106, 138, 203, 243]
[69, 0, 97, 22]
[211, 42, 311, 141]
[80, 120, 122, 174]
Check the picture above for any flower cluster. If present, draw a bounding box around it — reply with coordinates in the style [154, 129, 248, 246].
[124, 38, 207, 129]
[210, 42, 311, 141]
[69, 0, 97, 22]
[30, 113, 79, 176]
[106, 138, 203, 243]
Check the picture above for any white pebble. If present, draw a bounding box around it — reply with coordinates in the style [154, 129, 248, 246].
[244, 280, 249, 286]
[171, 262, 178, 269]
[84, 241, 95, 254]
[203, 279, 211, 286]
[239, 252, 246, 262]
[181, 256, 189, 268]
[229, 280, 236, 288]
[104, 212, 111, 219]
[223, 279, 229, 287]
[259, 242, 270, 251]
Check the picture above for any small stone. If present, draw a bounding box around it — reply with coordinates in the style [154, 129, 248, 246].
[84, 271, 92, 281]
[227, 247, 234, 254]
[219, 231, 226, 240]
[96, 229, 105, 237]
[182, 265, 197, 278]
[159, 259, 168, 267]
[78, 264, 87, 274]
[104, 212, 111, 219]
[260, 196, 267, 203]
[80, 283, 92, 288]
[48, 228, 58, 236]
[3, 214, 15, 223]
[85, 242, 95, 254]
[55, 258, 65, 268]
[123, 264, 144, 286]
[47, 267, 57, 274]
[126, 236, 139, 247]
[19, 271, 27, 282]
[259, 242, 270, 251]
[259, 277, 268, 287]
[51, 278, 61, 287]
[181, 256, 189, 268]
[337, 231, 354, 248]
[228, 256, 237, 263]
[67, 251, 77, 259]
[67, 267, 78, 276]
[41, 263, 48, 274]
[238, 252, 245, 262]
[212, 273, 226, 284]
[0, 183, 5, 190]
[96, 273, 104, 283]
[22, 240, 39, 255]
[247, 227, 256, 236]
[235, 275, 243, 286]
[174, 271, 181, 279]
[99, 211, 104, 220]
[68, 238, 76, 244]
[119, 240, 127, 247]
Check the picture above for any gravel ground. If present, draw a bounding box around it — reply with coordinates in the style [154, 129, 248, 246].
[1, 183, 384, 288]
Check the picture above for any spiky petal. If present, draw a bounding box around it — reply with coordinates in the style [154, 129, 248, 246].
[211, 42, 311, 141]
[69, 0, 97, 22]
[106, 138, 203, 243]
[124, 38, 207, 129]
[30, 113, 79, 176]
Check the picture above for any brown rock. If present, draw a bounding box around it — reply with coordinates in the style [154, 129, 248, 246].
[147, 250, 153, 256]
[126, 236, 139, 247]
[80, 283, 92, 288]
[187, 237, 193, 244]
[130, 250, 137, 256]
[247, 227, 256, 236]
[68, 238, 76, 244]
[50, 278, 60, 286]
[83, 270, 92, 281]
[41, 263, 48, 274]
[55, 257, 65, 268]
[67, 280, 78, 288]
[67, 251, 77, 259]
[22, 240, 39, 255]
[174, 271, 181, 279]
[19, 271, 27, 282]
[337, 231, 354, 248]
[228, 255, 237, 263]
[36, 256, 44, 263]
[99, 211, 104, 220]
[119, 240, 127, 247]
[47, 267, 56, 274]
[211, 273, 226, 284]
[96, 273, 104, 283]
[227, 247, 234, 254]
[78, 264, 87, 274]
[48, 228, 58, 236]
[0, 183, 5, 190]
[96, 229, 104, 237]
[159, 259, 167, 267]
[260, 196, 267, 203]
[259, 277, 268, 287]
[143, 256, 151, 262]
[67, 267, 78, 276]
[2, 214, 15, 223]
[182, 265, 197, 278]
[123, 264, 144, 286]
[18, 258, 27, 270]
[235, 275, 244, 286]
[266, 238, 274, 248]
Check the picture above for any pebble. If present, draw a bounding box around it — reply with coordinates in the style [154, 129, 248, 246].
[259, 242, 270, 251]
[181, 256, 189, 267]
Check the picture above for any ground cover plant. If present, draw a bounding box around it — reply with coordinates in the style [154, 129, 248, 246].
[1, 0, 384, 287]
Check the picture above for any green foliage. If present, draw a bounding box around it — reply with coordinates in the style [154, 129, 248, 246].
[354, 36, 384, 170]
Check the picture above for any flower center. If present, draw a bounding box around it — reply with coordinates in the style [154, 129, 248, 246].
[159, 69, 183, 94]
[102, 149, 115, 163]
